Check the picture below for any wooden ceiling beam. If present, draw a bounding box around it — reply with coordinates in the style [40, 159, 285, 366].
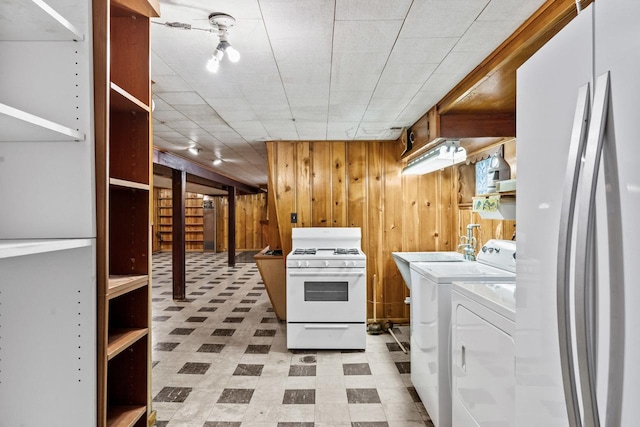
[153, 149, 261, 194]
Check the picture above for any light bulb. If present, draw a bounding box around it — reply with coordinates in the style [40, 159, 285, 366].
[225, 45, 240, 62]
[213, 159, 222, 166]
[206, 55, 220, 73]
[188, 147, 199, 155]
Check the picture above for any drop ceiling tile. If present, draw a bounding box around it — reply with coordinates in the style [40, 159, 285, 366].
[152, 110, 188, 122]
[154, 130, 193, 145]
[437, 50, 487, 78]
[254, 104, 292, 121]
[234, 72, 281, 89]
[329, 90, 374, 105]
[158, 91, 206, 105]
[335, 0, 413, 20]
[229, 121, 268, 132]
[152, 74, 193, 92]
[243, 87, 288, 105]
[152, 121, 172, 132]
[151, 51, 176, 76]
[227, 19, 272, 54]
[260, 0, 334, 41]
[290, 105, 329, 122]
[333, 20, 403, 54]
[165, 120, 201, 129]
[205, 97, 253, 109]
[285, 85, 330, 103]
[209, 0, 263, 19]
[193, 83, 243, 99]
[401, 0, 490, 38]
[151, 97, 172, 111]
[379, 61, 438, 84]
[200, 124, 234, 133]
[280, 62, 331, 87]
[327, 122, 359, 139]
[355, 124, 395, 140]
[479, 0, 546, 22]
[369, 82, 424, 110]
[191, 116, 227, 127]
[330, 52, 388, 92]
[175, 129, 220, 143]
[389, 37, 459, 66]
[361, 109, 403, 122]
[262, 124, 299, 140]
[328, 103, 367, 121]
[296, 124, 327, 140]
[172, 103, 215, 116]
[453, 20, 519, 53]
[271, 37, 333, 67]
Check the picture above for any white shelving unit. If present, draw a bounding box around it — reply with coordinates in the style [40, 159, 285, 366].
[0, 0, 97, 425]
[0, 0, 95, 239]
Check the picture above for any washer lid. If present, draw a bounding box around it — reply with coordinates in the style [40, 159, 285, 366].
[452, 281, 516, 321]
[410, 261, 515, 283]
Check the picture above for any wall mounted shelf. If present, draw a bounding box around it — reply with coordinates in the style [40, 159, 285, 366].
[0, 238, 92, 259]
[0, 0, 84, 41]
[0, 103, 85, 142]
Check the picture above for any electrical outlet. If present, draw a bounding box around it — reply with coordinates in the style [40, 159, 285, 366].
[291, 212, 297, 223]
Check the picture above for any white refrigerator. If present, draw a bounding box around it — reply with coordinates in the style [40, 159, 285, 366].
[516, 0, 640, 426]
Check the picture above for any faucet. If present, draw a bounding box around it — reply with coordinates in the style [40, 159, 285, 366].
[458, 224, 480, 260]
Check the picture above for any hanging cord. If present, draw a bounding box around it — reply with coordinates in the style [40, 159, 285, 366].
[151, 20, 213, 33]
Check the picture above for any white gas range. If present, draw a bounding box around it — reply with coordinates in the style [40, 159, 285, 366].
[286, 227, 366, 350]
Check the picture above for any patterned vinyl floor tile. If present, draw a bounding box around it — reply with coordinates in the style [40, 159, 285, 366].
[151, 251, 433, 427]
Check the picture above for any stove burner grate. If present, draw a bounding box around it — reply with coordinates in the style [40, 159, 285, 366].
[293, 248, 316, 255]
[334, 248, 360, 255]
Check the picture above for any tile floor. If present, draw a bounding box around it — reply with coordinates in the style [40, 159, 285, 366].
[151, 251, 434, 427]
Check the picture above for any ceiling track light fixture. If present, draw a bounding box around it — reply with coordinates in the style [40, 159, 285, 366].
[188, 147, 200, 155]
[206, 12, 240, 73]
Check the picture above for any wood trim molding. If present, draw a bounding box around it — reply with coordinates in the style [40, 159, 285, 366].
[440, 113, 515, 139]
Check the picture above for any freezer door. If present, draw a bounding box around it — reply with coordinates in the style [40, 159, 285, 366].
[515, 6, 594, 427]
[593, 0, 640, 424]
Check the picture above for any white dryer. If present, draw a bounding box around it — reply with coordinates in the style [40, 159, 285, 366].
[408, 239, 516, 427]
[451, 281, 516, 427]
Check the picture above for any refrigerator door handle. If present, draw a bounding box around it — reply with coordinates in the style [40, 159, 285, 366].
[581, 71, 626, 427]
[557, 82, 591, 427]
[576, 71, 612, 427]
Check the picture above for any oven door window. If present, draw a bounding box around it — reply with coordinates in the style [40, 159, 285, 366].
[304, 281, 348, 302]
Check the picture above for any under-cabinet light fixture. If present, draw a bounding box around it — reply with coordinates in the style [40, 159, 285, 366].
[402, 140, 466, 175]
[213, 159, 222, 166]
[188, 147, 200, 155]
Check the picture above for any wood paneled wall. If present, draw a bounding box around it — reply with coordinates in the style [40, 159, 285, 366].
[213, 193, 267, 252]
[266, 140, 515, 323]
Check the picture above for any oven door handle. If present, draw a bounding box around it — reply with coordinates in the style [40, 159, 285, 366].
[288, 272, 365, 277]
[303, 324, 349, 330]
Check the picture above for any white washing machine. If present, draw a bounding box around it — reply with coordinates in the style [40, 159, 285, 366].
[451, 281, 516, 427]
[408, 240, 516, 427]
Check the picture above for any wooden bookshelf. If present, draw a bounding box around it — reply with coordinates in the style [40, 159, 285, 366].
[94, 0, 159, 425]
[155, 189, 205, 252]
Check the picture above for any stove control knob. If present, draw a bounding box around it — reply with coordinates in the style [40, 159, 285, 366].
[305, 261, 310, 267]
[324, 261, 329, 267]
[296, 261, 303, 267]
[343, 261, 349, 267]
